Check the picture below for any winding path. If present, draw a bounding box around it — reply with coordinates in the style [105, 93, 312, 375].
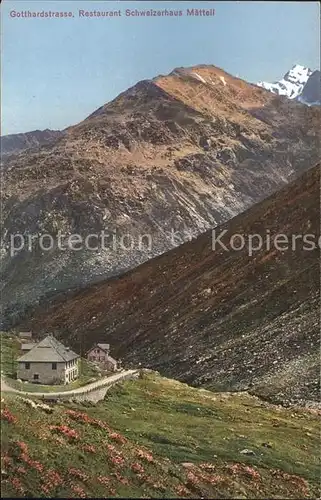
[1, 369, 139, 400]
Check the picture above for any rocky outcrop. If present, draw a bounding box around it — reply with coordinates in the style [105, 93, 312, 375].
[298, 70, 321, 105]
[1, 129, 64, 157]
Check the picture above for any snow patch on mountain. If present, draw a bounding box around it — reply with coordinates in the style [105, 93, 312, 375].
[191, 72, 207, 84]
[257, 64, 313, 100]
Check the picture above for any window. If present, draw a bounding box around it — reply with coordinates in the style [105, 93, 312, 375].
[25, 362, 30, 369]
[33, 374, 39, 380]
[52, 362, 57, 370]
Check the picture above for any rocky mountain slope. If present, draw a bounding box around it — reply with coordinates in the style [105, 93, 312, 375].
[298, 70, 321, 105]
[21, 164, 320, 405]
[0, 129, 63, 158]
[1, 370, 320, 498]
[1, 64, 320, 324]
[257, 64, 320, 105]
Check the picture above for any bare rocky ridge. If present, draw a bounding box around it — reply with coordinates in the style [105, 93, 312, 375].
[1, 129, 64, 158]
[21, 165, 320, 405]
[1, 64, 320, 324]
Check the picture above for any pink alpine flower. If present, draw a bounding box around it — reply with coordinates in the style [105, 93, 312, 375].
[109, 432, 127, 444]
[10, 477, 24, 494]
[71, 484, 87, 497]
[131, 462, 145, 474]
[136, 449, 154, 462]
[50, 425, 79, 440]
[1, 408, 17, 424]
[82, 444, 96, 453]
[69, 468, 89, 482]
[97, 475, 110, 486]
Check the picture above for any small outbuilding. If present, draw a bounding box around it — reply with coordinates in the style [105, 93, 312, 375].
[86, 343, 117, 372]
[18, 331, 33, 340]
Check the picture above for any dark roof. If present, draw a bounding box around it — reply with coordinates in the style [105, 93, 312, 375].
[97, 343, 110, 352]
[86, 343, 110, 355]
[17, 335, 79, 363]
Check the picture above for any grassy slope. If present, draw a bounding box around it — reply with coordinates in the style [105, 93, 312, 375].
[0, 332, 98, 392]
[1, 372, 320, 498]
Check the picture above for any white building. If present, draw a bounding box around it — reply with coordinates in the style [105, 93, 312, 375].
[17, 335, 79, 385]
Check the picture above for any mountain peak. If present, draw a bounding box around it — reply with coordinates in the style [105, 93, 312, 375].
[284, 64, 312, 84]
[1, 63, 320, 326]
[257, 63, 319, 104]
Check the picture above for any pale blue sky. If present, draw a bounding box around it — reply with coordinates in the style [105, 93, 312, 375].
[1, 0, 320, 135]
